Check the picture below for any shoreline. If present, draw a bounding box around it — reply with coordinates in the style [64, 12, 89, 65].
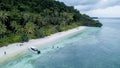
[0, 26, 87, 64]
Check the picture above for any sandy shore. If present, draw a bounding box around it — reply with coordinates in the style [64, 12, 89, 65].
[0, 26, 86, 63]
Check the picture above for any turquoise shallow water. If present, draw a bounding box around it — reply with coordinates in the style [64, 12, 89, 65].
[1, 19, 120, 68]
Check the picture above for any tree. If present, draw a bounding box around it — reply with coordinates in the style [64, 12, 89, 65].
[0, 22, 7, 38]
[0, 11, 8, 23]
[60, 12, 74, 25]
[21, 13, 30, 27]
[21, 34, 29, 42]
[10, 21, 21, 33]
[24, 21, 36, 34]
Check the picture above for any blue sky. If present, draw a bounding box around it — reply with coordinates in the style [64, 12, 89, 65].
[58, 0, 120, 17]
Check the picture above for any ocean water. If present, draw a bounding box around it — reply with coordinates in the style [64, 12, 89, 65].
[1, 18, 120, 68]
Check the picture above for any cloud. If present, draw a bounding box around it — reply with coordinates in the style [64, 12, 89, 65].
[74, 5, 92, 11]
[85, 6, 120, 17]
[58, 0, 100, 6]
[58, 0, 120, 17]
[94, 0, 120, 9]
[74, 0, 120, 11]
[59, 0, 120, 11]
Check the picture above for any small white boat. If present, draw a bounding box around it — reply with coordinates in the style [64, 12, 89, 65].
[29, 46, 41, 54]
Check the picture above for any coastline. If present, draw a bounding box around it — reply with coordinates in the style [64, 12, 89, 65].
[0, 26, 87, 64]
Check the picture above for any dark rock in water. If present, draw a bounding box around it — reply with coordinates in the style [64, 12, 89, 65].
[37, 51, 41, 54]
[52, 46, 54, 49]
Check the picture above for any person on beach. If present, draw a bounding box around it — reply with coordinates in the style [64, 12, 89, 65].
[4, 51, 6, 55]
[20, 43, 23, 46]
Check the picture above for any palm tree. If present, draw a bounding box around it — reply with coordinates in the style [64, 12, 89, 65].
[0, 11, 8, 23]
[34, 14, 42, 26]
[10, 21, 22, 33]
[0, 22, 7, 38]
[21, 13, 30, 27]
[24, 21, 36, 34]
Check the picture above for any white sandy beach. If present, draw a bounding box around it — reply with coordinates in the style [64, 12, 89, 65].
[0, 26, 86, 63]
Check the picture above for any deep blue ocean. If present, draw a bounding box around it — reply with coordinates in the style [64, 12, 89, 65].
[0, 18, 120, 68]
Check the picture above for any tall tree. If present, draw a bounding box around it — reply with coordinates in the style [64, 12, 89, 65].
[24, 21, 36, 34]
[0, 11, 8, 23]
[0, 22, 7, 38]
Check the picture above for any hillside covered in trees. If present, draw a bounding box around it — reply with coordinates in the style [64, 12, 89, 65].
[0, 0, 102, 47]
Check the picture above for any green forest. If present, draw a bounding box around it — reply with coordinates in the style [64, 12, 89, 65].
[0, 0, 102, 47]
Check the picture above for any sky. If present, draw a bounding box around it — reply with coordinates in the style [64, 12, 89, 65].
[58, 0, 120, 17]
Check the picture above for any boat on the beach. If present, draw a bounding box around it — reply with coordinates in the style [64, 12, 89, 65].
[29, 46, 41, 54]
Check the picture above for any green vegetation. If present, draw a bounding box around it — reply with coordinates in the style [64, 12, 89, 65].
[0, 0, 102, 47]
